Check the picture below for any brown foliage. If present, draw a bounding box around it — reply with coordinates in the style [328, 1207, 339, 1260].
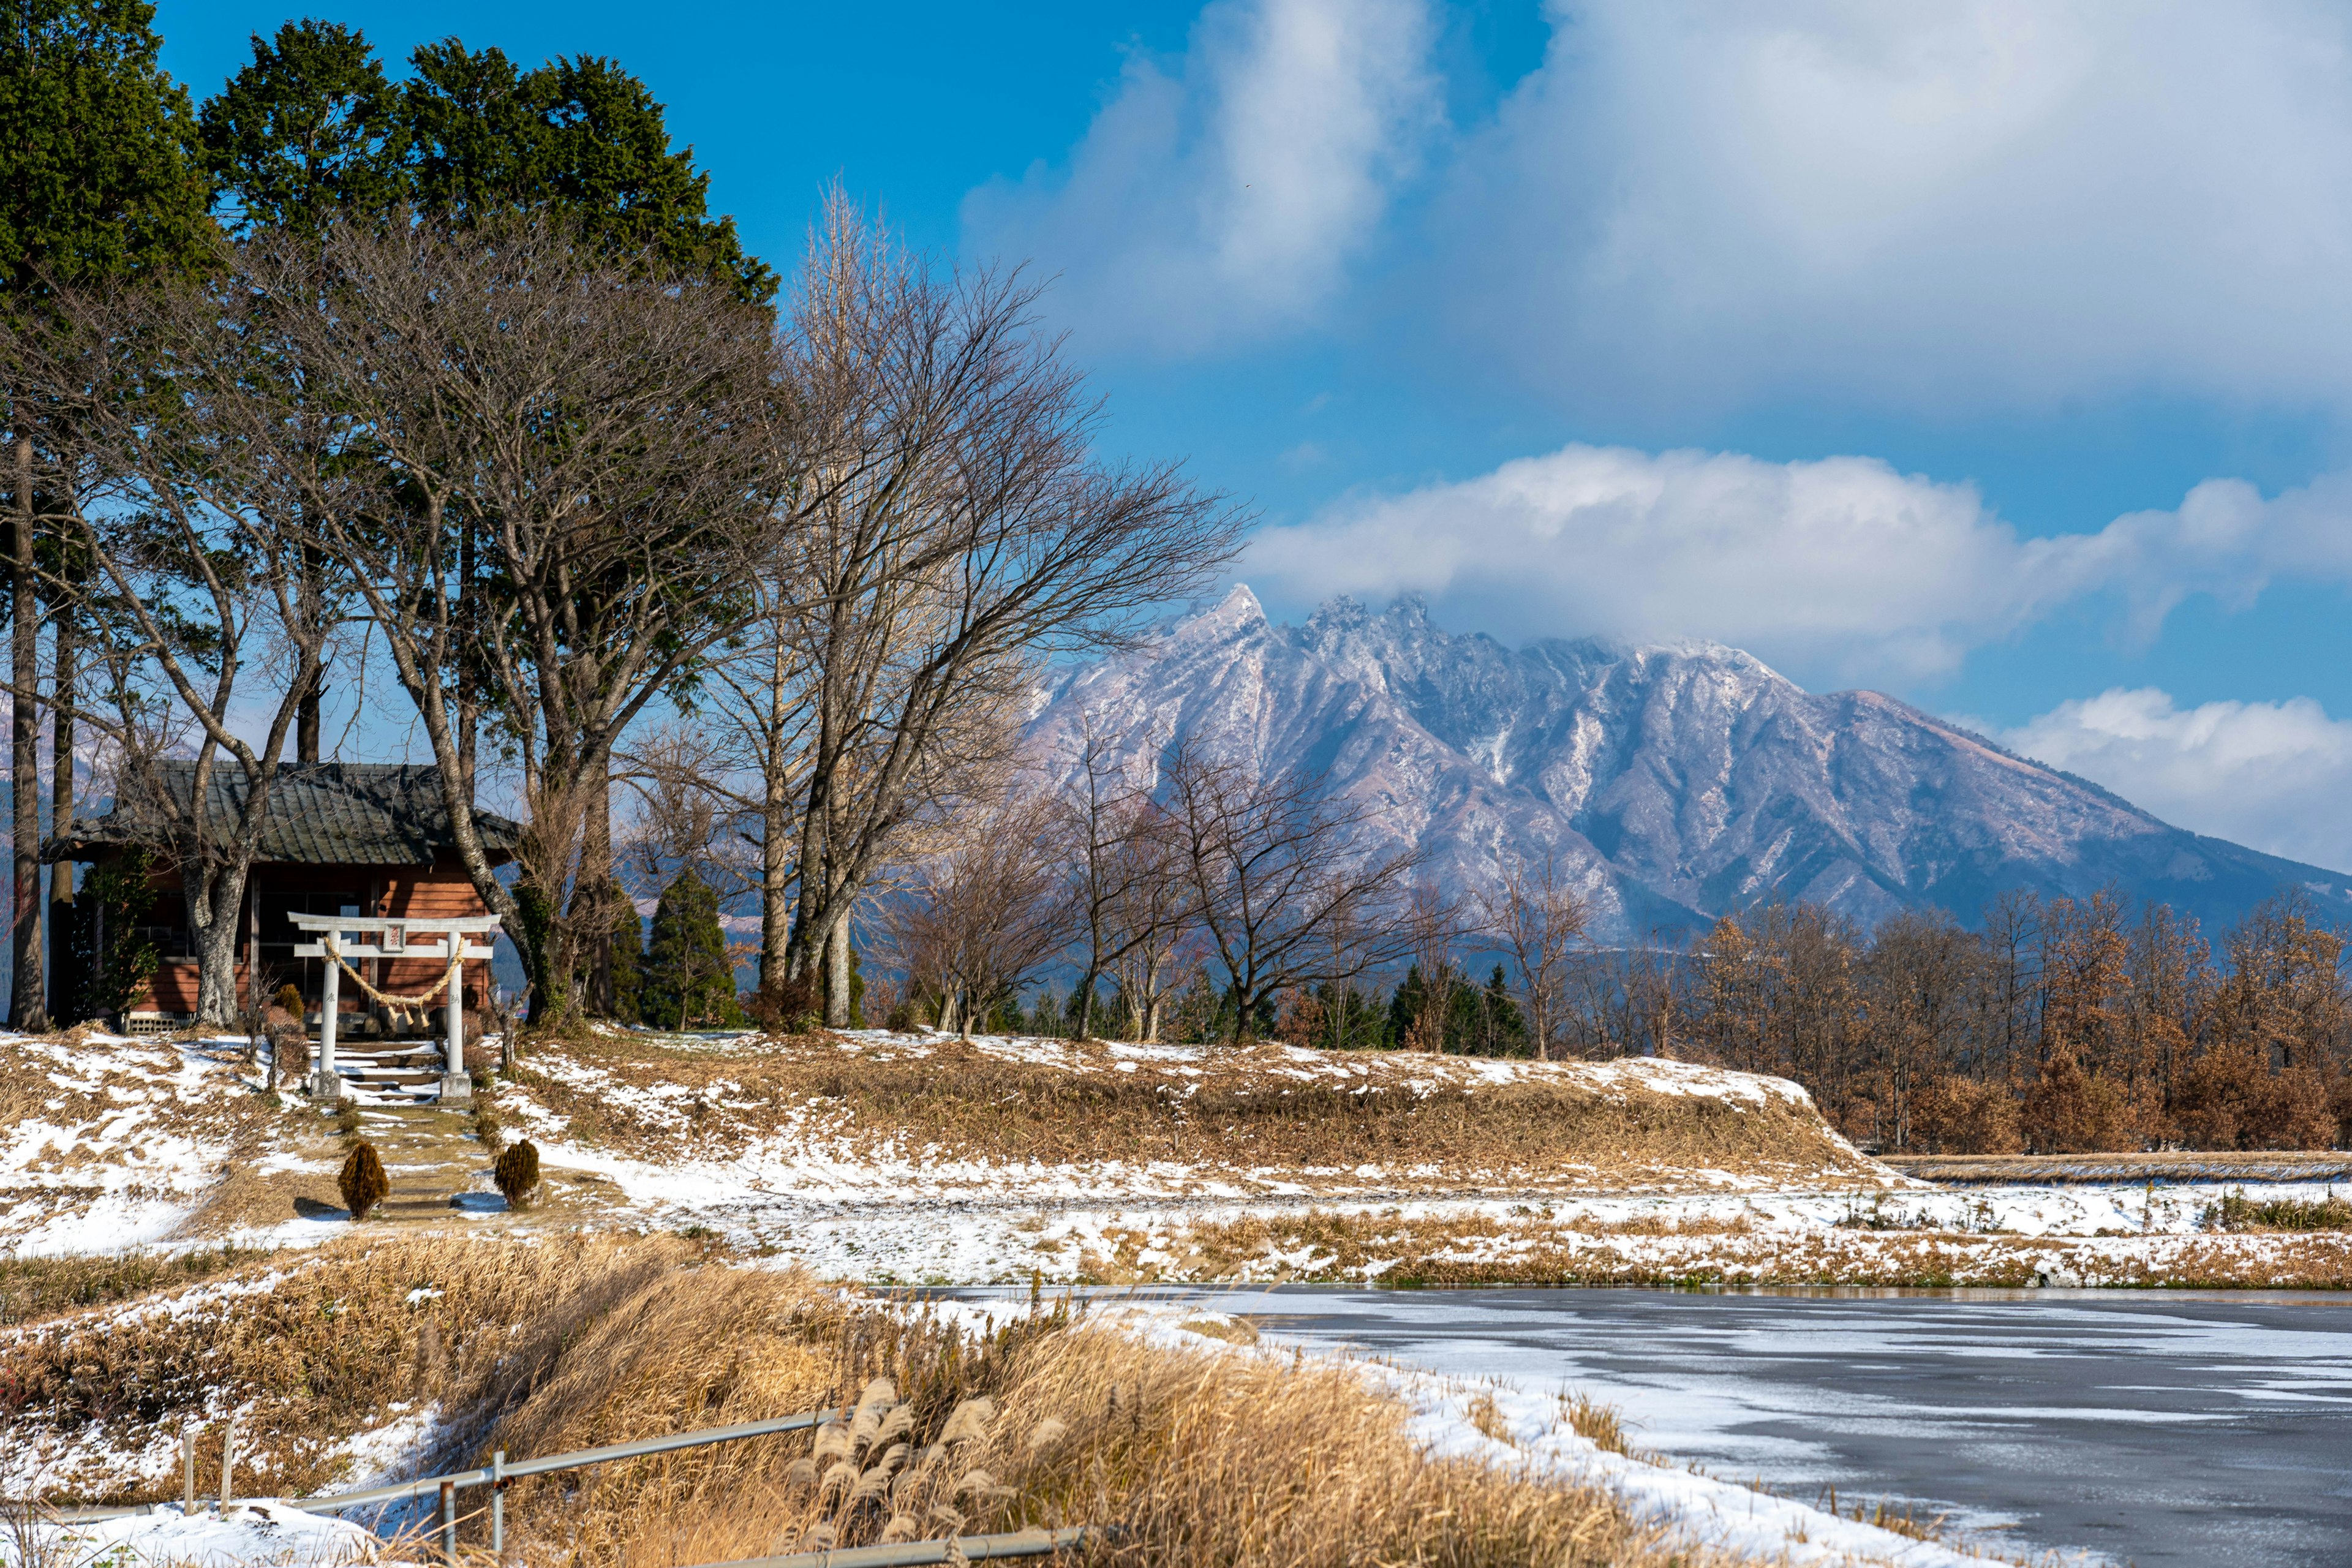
[2021, 1049, 2128, 1154]
[1910, 1074, 2024, 1154]
[494, 1140, 543, 1208]
[2175, 1040, 2339, 1150]
[337, 1140, 390, 1221]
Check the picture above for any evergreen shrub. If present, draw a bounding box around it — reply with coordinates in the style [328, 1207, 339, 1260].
[494, 1140, 541, 1208]
[339, 1141, 389, 1221]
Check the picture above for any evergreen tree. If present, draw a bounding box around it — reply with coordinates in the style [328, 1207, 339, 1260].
[0, 0, 213, 295]
[1480, 963, 1530, 1055]
[199, 19, 407, 235]
[1387, 965, 1428, 1049]
[1027, 984, 1061, 1038]
[638, 869, 741, 1030]
[608, 877, 644, 1025]
[399, 40, 775, 301]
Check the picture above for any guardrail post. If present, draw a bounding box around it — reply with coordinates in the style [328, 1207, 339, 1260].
[491, 1450, 505, 1559]
[440, 1479, 456, 1562]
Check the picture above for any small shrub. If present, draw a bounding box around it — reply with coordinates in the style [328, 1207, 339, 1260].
[745, 977, 823, 1036]
[494, 1140, 541, 1208]
[473, 1101, 505, 1153]
[339, 1141, 390, 1221]
[334, 1101, 363, 1137]
[275, 984, 304, 1017]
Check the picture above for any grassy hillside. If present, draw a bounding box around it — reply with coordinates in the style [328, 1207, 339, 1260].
[511, 1028, 1892, 1194]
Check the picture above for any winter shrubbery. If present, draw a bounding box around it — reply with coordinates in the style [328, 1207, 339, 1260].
[339, 1141, 390, 1221]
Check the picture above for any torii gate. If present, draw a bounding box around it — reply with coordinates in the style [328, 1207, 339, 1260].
[290, 913, 502, 1105]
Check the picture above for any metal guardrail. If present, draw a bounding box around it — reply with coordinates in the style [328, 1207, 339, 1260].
[47, 1405, 848, 1545]
[37, 1409, 1099, 1567]
[693, 1526, 1093, 1568]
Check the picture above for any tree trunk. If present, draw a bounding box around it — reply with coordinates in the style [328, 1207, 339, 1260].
[10, 435, 44, 1033]
[457, 522, 476, 798]
[760, 634, 791, 987]
[296, 687, 320, 764]
[1074, 966, 1099, 1040]
[47, 615, 74, 1023]
[580, 758, 613, 1016]
[824, 906, 851, 1028]
[186, 864, 252, 1027]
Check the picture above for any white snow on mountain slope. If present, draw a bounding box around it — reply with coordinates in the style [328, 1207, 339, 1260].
[1027, 588, 2352, 941]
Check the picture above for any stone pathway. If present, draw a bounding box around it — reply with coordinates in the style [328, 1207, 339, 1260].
[350, 1101, 500, 1223]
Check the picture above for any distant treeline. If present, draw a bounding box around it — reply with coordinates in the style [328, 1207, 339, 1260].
[978, 887, 2352, 1155]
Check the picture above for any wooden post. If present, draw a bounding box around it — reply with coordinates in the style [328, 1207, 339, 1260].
[221, 1411, 238, 1510]
[182, 1416, 195, 1510]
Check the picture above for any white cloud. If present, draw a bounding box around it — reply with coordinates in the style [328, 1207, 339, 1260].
[960, 0, 1439, 353]
[1245, 443, 2352, 679]
[1430, 0, 2352, 410]
[1997, 689, 2352, 871]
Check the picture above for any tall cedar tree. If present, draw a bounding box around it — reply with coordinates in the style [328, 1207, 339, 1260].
[199, 20, 407, 237]
[638, 869, 740, 1031]
[0, 0, 211, 1029]
[605, 876, 643, 1025]
[400, 40, 774, 303]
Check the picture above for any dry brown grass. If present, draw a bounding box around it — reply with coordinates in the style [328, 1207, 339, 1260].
[1072, 1207, 2352, 1288]
[0, 1234, 1773, 1568]
[514, 1031, 1881, 1191]
[0, 1247, 266, 1329]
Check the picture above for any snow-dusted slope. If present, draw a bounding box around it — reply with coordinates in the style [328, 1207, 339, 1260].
[1028, 589, 2352, 941]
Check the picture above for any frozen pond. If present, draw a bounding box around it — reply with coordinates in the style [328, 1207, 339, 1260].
[1234, 1286, 2352, 1567]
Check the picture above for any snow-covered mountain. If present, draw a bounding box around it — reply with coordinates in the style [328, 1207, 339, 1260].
[1026, 587, 2352, 942]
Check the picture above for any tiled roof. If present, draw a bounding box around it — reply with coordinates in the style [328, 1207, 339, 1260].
[44, 763, 522, 867]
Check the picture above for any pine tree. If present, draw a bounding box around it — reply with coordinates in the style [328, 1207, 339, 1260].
[638, 870, 741, 1030]
[1387, 965, 1427, 1049]
[1480, 964, 1530, 1055]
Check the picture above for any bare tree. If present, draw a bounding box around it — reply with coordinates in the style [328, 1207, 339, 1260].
[1052, 720, 1197, 1038]
[878, 794, 1071, 1037]
[4, 246, 362, 1024]
[1473, 850, 1591, 1059]
[1160, 736, 1420, 1044]
[262, 214, 783, 1022]
[1398, 879, 1466, 1051]
[772, 198, 1244, 1028]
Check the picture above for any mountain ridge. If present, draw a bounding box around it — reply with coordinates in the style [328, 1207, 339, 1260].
[1025, 587, 2352, 942]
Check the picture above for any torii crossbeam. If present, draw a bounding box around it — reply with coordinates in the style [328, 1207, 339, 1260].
[290, 913, 502, 1104]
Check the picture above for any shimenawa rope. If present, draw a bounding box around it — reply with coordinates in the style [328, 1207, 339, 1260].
[325, 935, 462, 1009]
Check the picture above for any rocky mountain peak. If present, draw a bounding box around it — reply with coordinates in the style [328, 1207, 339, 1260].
[1025, 589, 2352, 940]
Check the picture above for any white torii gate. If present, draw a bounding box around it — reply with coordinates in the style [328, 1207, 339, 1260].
[290, 913, 502, 1105]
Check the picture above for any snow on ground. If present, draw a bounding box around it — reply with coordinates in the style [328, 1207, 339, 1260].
[2, 1502, 389, 1568]
[1097, 1302, 2022, 1568]
[0, 1031, 293, 1254]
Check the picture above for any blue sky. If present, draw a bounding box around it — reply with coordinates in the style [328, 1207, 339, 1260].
[154, 0, 2352, 872]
